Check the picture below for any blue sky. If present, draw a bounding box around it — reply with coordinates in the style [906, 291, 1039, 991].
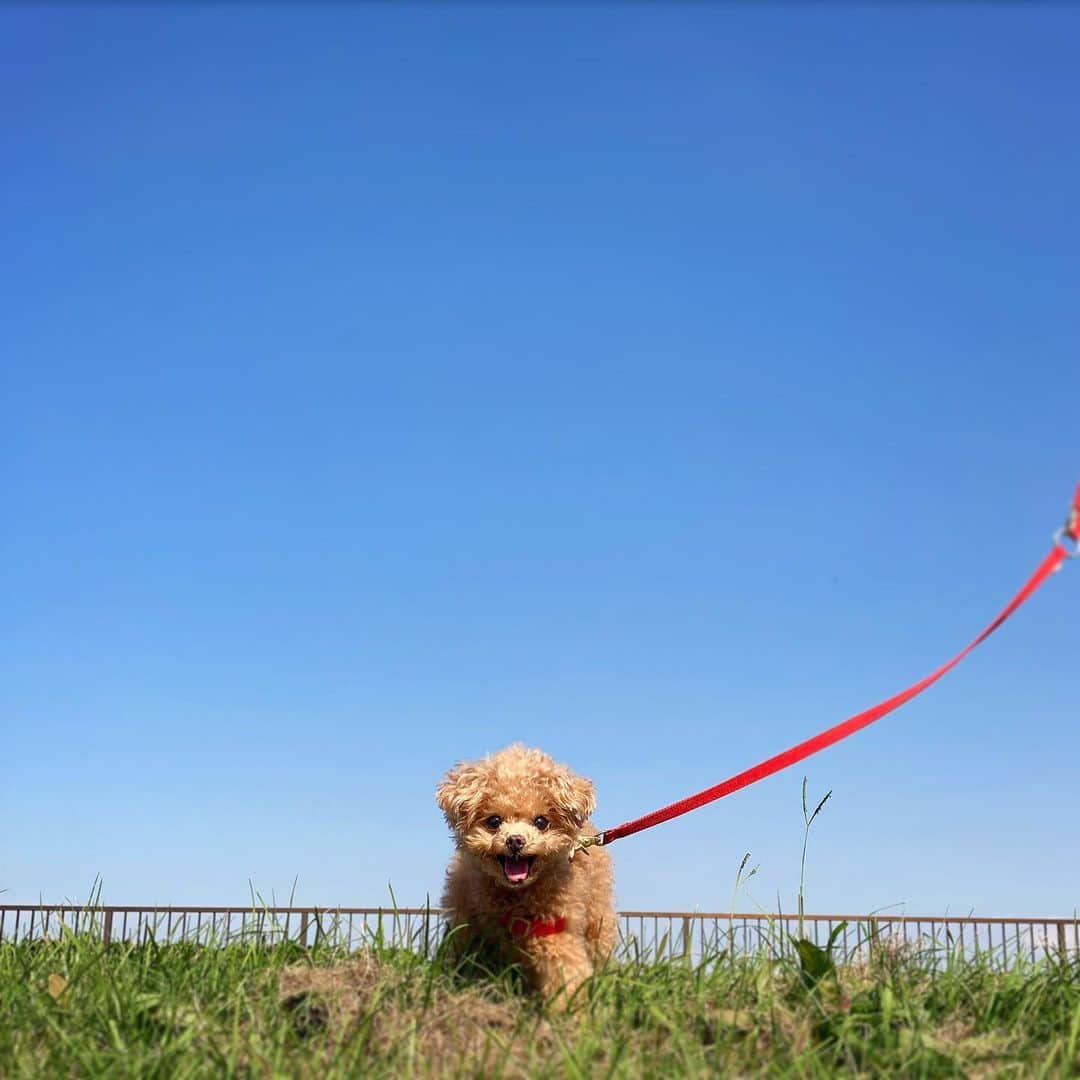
[3, 5, 1078, 918]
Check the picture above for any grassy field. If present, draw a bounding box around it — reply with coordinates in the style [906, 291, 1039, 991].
[2, 923, 1079, 1079]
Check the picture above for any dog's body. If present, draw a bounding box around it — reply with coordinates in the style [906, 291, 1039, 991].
[437, 745, 616, 1005]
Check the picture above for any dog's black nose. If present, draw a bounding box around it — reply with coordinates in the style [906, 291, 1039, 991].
[506, 834, 526, 854]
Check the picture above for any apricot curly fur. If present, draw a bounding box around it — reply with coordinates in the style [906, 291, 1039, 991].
[437, 744, 617, 1007]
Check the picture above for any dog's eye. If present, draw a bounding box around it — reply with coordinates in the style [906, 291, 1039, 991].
[533, 815, 549, 831]
[485, 815, 502, 830]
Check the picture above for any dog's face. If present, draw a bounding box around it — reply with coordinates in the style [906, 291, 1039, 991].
[436, 745, 596, 891]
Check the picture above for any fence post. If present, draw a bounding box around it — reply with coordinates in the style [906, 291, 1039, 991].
[682, 917, 691, 962]
[298, 911, 309, 948]
[1058, 922, 1067, 957]
[103, 910, 114, 946]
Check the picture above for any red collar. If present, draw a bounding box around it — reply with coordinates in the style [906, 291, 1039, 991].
[499, 912, 567, 938]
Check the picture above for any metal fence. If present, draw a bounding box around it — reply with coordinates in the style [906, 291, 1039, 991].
[2, 906, 1077, 968]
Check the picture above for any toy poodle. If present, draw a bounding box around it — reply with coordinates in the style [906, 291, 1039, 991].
[437, 744, 616, 1006]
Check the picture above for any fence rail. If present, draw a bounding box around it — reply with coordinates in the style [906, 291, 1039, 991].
[2, 906, 1077, 968]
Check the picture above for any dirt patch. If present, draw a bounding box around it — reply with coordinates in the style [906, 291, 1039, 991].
[279, 954, 383, 1036]
[278, 954, 553, 1073]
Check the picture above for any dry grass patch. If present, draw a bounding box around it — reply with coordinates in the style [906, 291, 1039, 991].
[278, 951, 556, 1076]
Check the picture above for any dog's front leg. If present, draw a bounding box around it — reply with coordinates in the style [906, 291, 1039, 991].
[526, 936, 593, 1010]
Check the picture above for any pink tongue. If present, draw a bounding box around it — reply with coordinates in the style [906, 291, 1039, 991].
[503, 857, 530, 883]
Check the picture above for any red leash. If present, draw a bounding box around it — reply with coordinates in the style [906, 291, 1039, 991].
[590, 486, 1080, 850]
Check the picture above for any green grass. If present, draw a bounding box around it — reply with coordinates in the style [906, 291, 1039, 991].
[3, 926, 1078, 1078]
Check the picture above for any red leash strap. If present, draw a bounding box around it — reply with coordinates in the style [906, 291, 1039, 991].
[599, 486, 1080, 847]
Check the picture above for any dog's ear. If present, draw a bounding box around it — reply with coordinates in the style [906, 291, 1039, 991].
[436, 762, 489, 831]
[548, 768, 597, 828]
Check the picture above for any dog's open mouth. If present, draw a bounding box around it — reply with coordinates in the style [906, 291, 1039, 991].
[496, 855, 535, 884]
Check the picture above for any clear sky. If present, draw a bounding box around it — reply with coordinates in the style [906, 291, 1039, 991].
[3, 4, 1078, 919]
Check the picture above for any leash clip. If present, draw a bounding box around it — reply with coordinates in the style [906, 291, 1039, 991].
[1055, 486, 1080, 558]
[1054, 526, 1079, 558]
[1054, 504, 1080, 558]
[568, 833, 603, 861]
